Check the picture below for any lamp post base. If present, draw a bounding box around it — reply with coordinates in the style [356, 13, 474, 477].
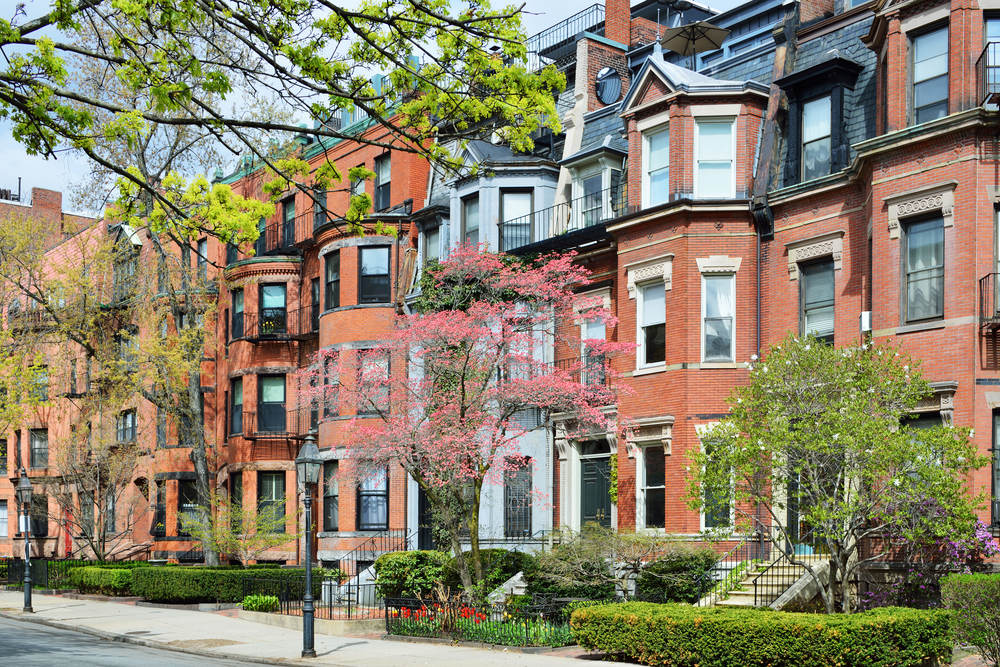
[301, 649, 317, 658]
[23, 606, 33, 613]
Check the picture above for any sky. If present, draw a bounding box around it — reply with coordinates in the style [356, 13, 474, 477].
[0, 0, 744, 213]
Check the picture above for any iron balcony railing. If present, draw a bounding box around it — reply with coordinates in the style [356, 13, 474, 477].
[980, 273, 1000, 330]
[977, 41, 1000, 106]
[236, 304, 319, 342]
[241, 407, 314, 445]
[499, 186, 627, 252]
[526, 3, 604, 70]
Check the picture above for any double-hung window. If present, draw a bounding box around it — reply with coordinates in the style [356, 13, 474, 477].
[30, 429, 47, 468]
[357, 352, 389, 415]
[357, 468, 388, 530]
[311, 278, 320, 332]
[801, 260, 835, 343]
[323, 461, 339, 532]
[157, 408, 167, 448]
[374, 155, 391, 212]
[695, 119, 735, 199]
[500, 191, 533, 251]
[913, 27, 949, 124]
[232, 289, 244, 339]
[359, 246, 390, 304]
[259, 283, 287, 334]
[31, 494, 48, 536]
[258, 472, 286, 533]
[802, 96, 832, 181]
[503, 457, 532, 538]
[0, 500, 7, 538]
[350, 164, 366, 199]
[231, 378, 243, 434]
[117, 410, 137, 444]
[702, 275, 735, 362]
[582, 313, 607, 386]
[701, 438, 732, 529]
[313, 187, 327, 229]
[638, 282, 666, 367]
[258, 376, 286, 433]
[904, 217, 944, 322]
[640, 446, 666, 529]
[462, 196, 480, 246]
[226, 242, 239, 266]
[177, 480, 198, 535]
[987, 19, 1000, 101]
[196, 239, 208, 279]
[423, 226, 440, 266]
[325, 252, 340, 310]
[282, 198, 296, 247]
[644, 127, 670, 207]
[255, 216, 267, 256]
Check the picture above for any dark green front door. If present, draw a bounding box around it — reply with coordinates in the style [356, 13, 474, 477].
[581, 458, 612, 527]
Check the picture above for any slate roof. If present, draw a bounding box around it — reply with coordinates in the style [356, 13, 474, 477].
[579, 105, 629, 155]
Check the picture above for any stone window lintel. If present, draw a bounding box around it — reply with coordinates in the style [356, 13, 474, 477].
[626, 254, 675, 298]
[785, 230, 846, 281]
[886, 181, 957, 239]
[695, 255, 742, 274]
[627, 415, 675, 458]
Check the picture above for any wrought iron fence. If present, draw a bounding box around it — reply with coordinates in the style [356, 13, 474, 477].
[384, 597, 579, 646]
[242, 574, 383, 620]
[3, 558, 98, 589]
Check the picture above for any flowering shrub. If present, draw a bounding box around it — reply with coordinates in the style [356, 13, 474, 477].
[942, 573, 1000, 667]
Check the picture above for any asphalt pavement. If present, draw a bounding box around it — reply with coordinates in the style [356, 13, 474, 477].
[0, 615, 251, 667]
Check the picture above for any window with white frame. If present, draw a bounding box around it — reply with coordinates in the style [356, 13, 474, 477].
[639, 446, 665, 529]
[644, 126, 670, 207]
[638, 282, 666, 367]
[695, 119, 735, 199]
[801, 95, 832, 181]
[801, 259, 835, 343]
[912, 26, 949, 125]
[699, 430, 732, 530]
[500, 190, 533, 252]
[0, 499, 7, 538]
[357, 467, 388, 530]
[423, 226, 440, 265]
[462, 196, 480, 246]
[702, 274, 735, 362]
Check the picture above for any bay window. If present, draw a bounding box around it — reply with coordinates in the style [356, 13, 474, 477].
[695, 119, 734, 199]
[359, 246, 391, 304]
[638, 282, 666, 367]
[644, 127, 670, 207]
[702, 274, 735, 362]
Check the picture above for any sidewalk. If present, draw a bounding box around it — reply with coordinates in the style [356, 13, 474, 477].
[0, 591, 619, 666]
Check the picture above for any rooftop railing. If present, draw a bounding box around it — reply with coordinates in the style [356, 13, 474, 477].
[525, 3, 604, 70]
[499, 186, 627, 252]
[978, 41, 1000, 106]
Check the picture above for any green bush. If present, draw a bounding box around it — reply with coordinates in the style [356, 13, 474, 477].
[71, 567, 134, 596]
[570, 602, 952, 667]
[442, 549, 536, 596]
[242, 594, 280, 612]
[942, 573, 1000, 667]
[374, 550, 449, 598]
[132, 566, 326, 603]
[634, 548, 718, 603]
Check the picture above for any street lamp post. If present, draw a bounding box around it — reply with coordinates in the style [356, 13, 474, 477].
[295, 433, 322, 659]
[15, 470, 34, 613]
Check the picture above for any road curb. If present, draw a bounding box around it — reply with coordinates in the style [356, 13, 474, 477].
[0, 609, 314, 666]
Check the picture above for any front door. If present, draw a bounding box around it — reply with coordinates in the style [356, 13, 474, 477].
[417, 486, 434, 550]
[581, 458, 612, 527]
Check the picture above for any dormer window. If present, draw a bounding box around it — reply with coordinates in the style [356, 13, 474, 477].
[564, 144, 626, 229]
[912, 26, 948, 125]
[802, 96, 832, 181]
[776, 56, 862, 187]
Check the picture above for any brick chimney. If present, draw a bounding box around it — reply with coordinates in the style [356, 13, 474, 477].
[605, 0, 630, 46]
[800, 0, 834, 24]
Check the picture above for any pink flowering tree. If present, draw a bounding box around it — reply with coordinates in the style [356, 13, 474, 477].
[296, 245, 633, 595]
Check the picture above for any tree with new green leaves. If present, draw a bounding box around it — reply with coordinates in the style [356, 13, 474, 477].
[3, 0, 565, 243]
[686, 334, 988, 614]
[179, 490, 299, 568]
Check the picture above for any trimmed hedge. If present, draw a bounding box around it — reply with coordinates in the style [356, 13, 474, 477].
[72, 567, 134, 596]
[442, 549, 537, 595]
[132, 566, 326, 603]
[942, 573, 1000, 667]
[374, 550, 449, 598]
[570, 602, 952, 667]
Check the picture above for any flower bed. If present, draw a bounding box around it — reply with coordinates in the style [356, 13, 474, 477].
[385, 598, 575, 647]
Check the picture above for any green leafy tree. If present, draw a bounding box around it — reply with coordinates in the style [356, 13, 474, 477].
[2, 0, 565, 241]
[686, 334, 987, 613]
[179, 490, 299, 568]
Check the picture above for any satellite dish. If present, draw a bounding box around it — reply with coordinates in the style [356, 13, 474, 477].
[595, 67, 622, 105]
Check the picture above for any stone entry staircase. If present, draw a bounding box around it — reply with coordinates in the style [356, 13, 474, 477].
[711, 555, 827, 608]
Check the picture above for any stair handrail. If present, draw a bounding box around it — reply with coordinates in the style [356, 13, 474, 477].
[752, 548, 794, 607]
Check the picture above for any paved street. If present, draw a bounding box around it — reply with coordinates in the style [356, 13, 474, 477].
[0, 615, 251, 667]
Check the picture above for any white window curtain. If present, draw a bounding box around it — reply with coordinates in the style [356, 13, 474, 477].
[640, 282, 666, 366]
[0, 500, 7, 538]
[646, 129, 670, 206]
[802, 96, 832, 181]
[704, 275, 734, 361]
[501, 191, 532, 251]
[906, 218, 944, 321]
[696, 121, 733, 198]
[802, 261, 835, 340]
[358, 468, 388, 529]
